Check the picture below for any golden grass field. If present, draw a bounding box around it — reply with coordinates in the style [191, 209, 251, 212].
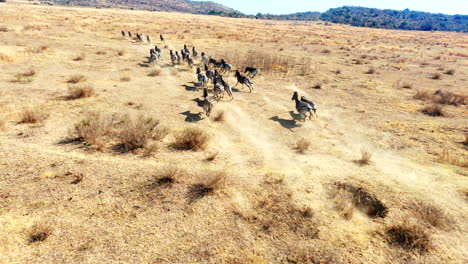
[0, 0, 467, 263]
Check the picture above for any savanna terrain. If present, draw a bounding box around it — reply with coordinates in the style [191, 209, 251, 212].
[0, 1, 467, 263]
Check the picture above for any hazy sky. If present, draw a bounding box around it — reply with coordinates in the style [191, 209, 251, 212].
[201, 0, 468, 15]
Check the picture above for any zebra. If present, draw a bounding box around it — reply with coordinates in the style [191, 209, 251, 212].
[128, 31, 132, 38]
[121, 30, 126, 37]
[137, 33, 143, 43]
[201, 53, 209, 67]
[205, 64, 215, 82]
[217, 75, 233, 100]
[234, 70, 254, 92]
[148, 53, 158, 65]
[170, 50, 178, 65]
[183, 44, 190, 55]
[147, 35, 151, 43]
[292, 92, 314, 121]
[202, 88, 214, 117]
[300, 96, 318, 118]
[175, 51, 181, 64]
[213, 83, 225, 101]
[196, 67, 208, 89]
[187, 55, 194, 68]
[192, 47, 199, 59]
[160, 34, 165, 43]
[220, 59, 232, 76]
[244, 67, 260, 78]
[209, 58, 222, 69]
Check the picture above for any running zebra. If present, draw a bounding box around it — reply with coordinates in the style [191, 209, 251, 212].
[202, 88, 214, 117]
[292, 92, 314, 121]
[196, 67, 208, 89]
[244, 67, 260, 78]
[234, 70, 254, 92]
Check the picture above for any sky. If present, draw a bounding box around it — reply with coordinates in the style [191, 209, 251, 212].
[200, 0, 468, 15]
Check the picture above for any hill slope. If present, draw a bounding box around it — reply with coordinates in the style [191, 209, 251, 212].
[45, 0, 241, 14]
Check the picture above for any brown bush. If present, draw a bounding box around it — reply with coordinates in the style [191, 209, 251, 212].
[73, 53, 86, 61]
[72, 112, 114, 149]
[356, 149, 372, 165]
[120, 76, 131, 82]
[421, 104, 445, 117]
[413, 202, 450, 229]
[444, 69, 455, 75]
[385, 223, 431, 252]
[295, 138, 310, 154]
[205, 151, 218, 162]
[28, 224, 52, 243]
[173, 128, 209, 151]
[14, 69, 36, 83]
[433, 90, 467, 106]
[430, 73, 441, 80]
[18, 107, 48, 124]
[67, 74, 87, 84]
[0, 27, 9, 32]
[321, 49, 331, 54]
[117, 49, 126, 56]
[96, 50, 107, 55]
[413, 90, 433, 101]
[67, 85, 95, 99]
[212, 111, 225, 122]
[365, 67, 376, 74]
[148, 69, 161, 77]
[334, 182, 387, 218]
[154, 166, 185, 187]
[187, 171, 226, 203]
[117, 116, 160, 152]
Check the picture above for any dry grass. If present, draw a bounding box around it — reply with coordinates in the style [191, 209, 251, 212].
[385, 223, 431, 252]
[18, 107, 48, 124]
[23, 24, 48, 31]
[148, 69, 162, 77]
[153, 166, 185, 187]
[26, 45, 49, 53]
[414, 90, 434, 101]
[116, 116, 159, 152]
[117, 49, 126, 56]
[96, 50, 107, 55]
[187, 171, 226, 203]
[0, 27, 9, 32]
[120, 76, 131, 82]
[430, 73, 441, 80]
[72, 112, 114, 149]
[28, 224, 52, 243]
[413, 202, 450, 229]
[67, 74, 87, 84]
[365, 67, 376, 74]
[421, 104, 445, 117]
[173, 127, 209, 151]
[439, 150, 467, 167]
[205, 151, 218, 162]
[73, 53, 86, 61]
[295, 138, 310, 154]
[67, 85, 95, 99]
[0, 117, 5, 131]
[444, 69, 455, 75]
[356, 149, 372, 165]
[13, 69, 36, 83]
[333, 182, 387, 218]
[0, 53, 14, 62]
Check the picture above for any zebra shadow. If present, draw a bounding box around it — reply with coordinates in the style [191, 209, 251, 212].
[137, 62, 150, 68]
[270, 115, 301, 131]
[182, 83, 198, 91]
[192, 98, 205, 107]
[289, 111, 304, 121]
[180, 111, 203, 122]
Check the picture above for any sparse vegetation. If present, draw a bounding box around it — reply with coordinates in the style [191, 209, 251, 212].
[385, 223, 431, 252]
[0, 27, 9, 32]
[18, 107, 48, 124]
[28, 224, 52, 243]
[72, 112, 114, 149]
[67, 74, 87, 84]
[365, 67, 376, 74]
[67, 85, 95, 99]
[154, 166, 184, 187]
[116, 116, 160, 152]
[73, 53, 86, 61]
[148, 69, 161, 77]
[334, 182, 387, 218]
[444, 69, 455, 75]
[205, 151, 218, 161]
[356, 149, 372, 165]
[117, 49, 125, 56]
[187, 171, 226, 203]
[120, 76, 131, 82]
[295, 138, 310, 154]
[421, 104, 445, 117]
[173, 128, 209, 151]
[14, 69, 36, 83]
[430, 73, 441, 80]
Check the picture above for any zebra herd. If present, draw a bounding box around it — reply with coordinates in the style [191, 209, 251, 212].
[121, 30, 318, 121]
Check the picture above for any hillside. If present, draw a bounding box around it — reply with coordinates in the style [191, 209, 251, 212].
[43, 0, 241, 14]
[321, 6, 468, 32]
[0, 1, 467, 263]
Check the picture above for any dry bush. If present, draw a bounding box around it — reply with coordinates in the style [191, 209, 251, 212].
[433, 90, 467, 106]
[321, 49, 331, 54]
[365, 67, 376, 74]
[70, 173, 84, 184]
[295, 138, 310, 154]
[148, 69, 161, 77]
[72, 112, 114, 149]
[212, 111, 225, 122]
[153, 166, 185, 187]
[439, 150, 467, 167]
[444, 69, 455, 75]
[142, 143, 159, 158]
[311, 83, 322, 89]
[205, 151, 218, 162]
[67, 74, 87, 84]
[120, 76, 131, 82]
[26, 46, 49, 53]
[173, 128, 209, 151]
[414, 90, 433, 101]
[0, 27, 9, 32]
[73, 53, 86, 61]
[116, 116, 160, 152]
[0, 53, 14, 62]
[413, 202, 450, 229]
[117, 49, 126, 56]
[28, 224, 52, 243]
[385, 223, 431, 252]
[23, 24, 48, 31]
[421, 104, 445, 117]
[187, 171, 226, 203]
[14, 69, 36, 83]
[18, 107, 48, 124]
[333, 182, 387, 218]
[430, 73, 441, 80]
[332, 188, 354, 220]
[67, 85, 95, 99]
[394, 80, 412, 89]
[356, 149, 372, 165]
[96, 50, 107, 55]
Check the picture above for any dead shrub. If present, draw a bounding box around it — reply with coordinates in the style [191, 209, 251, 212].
[73, 53, 86, 61]
[116, 116, 160, 152]
[0, 53, 14, 62]
[120, 76, 131, 82]
[148, 69, 161, 77]
[444, 69, 455, 75]
[413, 202, 450, 229]
[117, 49, 126, 56]
[356, 149, 372, 165]
[142, 143, 159, 158]
[414, 90, 433, 101]
[311, 83, 322, 89]
[173, 128, 209, 151]
[96, 50, 107, 55]
[332, 188, 355, 220]
[18, 107, 48, 124]
[365, 67, 376, 74]
[67, 85, 95, 99]
[421, 104, 445, 117]
[72, 112, 114, 149]
[433, 90, 467, 106]
[205, 151, 218, 162]
[187, 171, 226, 203]
[67, 74, 87, 84]
[212, 111, 225, 122]
[321, 49, 331, 54]
[430, 73, 441, 80]
[28, 224, 52, 243]
[0, 27, 9, 32]
[14, 69, 36, 83]
[70, 173, 84, 184]
[334, 182, 387, 218]
[385, 223, 431, 252]
[154, 166, 185, 187]
[439, 150, 467, 167]
[295, 138, 310, 154]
